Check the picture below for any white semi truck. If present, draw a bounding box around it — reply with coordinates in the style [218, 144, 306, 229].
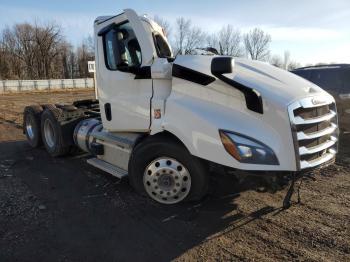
[23, 9, 339, 205]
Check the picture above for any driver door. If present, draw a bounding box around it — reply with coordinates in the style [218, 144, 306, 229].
[95, 10, 156, 132]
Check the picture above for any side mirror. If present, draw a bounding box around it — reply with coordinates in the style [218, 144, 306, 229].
[151, 58, 172, 79]
[211, 57, 233, 75]
[211, 56, 263, 114]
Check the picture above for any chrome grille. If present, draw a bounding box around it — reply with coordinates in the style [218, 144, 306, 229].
[288, 96, 338, 170]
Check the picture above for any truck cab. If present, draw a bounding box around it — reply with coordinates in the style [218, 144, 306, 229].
[95, 10, 173, 132]
[23, 9, 339, 205]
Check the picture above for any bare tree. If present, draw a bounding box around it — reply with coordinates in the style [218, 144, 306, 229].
[244, 28, 271, 61]
[270, 54, 283, 68]
[0, 22, 64, 79]
[283, 50, 290, 70]
[206, 33, 218, 51]
[174, 17, 190, 55]
[0, 39, 11, 79]
[270, 51, 301, 70]
[2, 24, 36, 79]
[1, 25, 30, 79]
[0, 21, 95, 80]
[185, 27, 206, 54]
[217, 25, 243, 56]
[76, 37, 95, 78]
[57, 41, 74, 78]
[85, 35, 94, 51]
[288, 61, 301, 70]
[153, 15, 171, 37]
[174, 17, 206, 55]
[33, 22, 63, 79]
[206, 25, 243, 56]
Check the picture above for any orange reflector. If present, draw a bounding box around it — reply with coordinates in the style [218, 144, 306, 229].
[219, 131, 241, 161]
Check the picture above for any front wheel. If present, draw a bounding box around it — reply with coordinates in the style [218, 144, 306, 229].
[128, 137, 208, 204]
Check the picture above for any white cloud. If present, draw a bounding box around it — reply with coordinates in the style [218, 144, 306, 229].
[1, 2, 349, 65]
[0, 4, 95, 45]
[261, 26, 350, 64]
[295, 43, 350, 64]
[263, 26, 344, 42]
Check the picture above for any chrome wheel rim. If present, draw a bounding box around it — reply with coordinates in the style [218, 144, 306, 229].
[44, 119, 55, 148]
[25, 114, 35, 140]
[143, 157, 191, 204]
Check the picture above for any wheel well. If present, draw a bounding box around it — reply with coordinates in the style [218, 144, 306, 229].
[135, 131, 188, 151]
[149, 131, 211, 170]
[128, 130, 210, 203]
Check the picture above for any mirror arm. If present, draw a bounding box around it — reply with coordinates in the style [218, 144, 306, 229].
[132, 66, 151, 79]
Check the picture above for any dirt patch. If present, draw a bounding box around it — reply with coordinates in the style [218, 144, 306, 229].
[0, 89, 95, 128]
[0, 90, 349, 262]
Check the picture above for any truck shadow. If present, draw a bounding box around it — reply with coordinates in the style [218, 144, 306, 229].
[0, 140, 293, 262]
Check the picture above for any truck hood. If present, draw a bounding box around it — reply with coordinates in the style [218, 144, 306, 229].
[173, 55, 332, 107]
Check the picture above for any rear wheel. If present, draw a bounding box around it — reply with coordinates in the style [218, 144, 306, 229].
[41, 106, 70, 157]
[23, 105, 43, 147]
[129, 137, 208, 204]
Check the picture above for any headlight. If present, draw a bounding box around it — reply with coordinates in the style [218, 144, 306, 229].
[219, 130, 279, 165]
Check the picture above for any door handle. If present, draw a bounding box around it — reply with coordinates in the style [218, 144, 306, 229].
[104, 103, 112, 121]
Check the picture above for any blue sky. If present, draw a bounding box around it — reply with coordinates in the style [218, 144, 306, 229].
[0, 0, 349, 65]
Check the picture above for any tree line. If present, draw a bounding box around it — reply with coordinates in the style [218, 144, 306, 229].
[0, 22, 94, 80]
[157, 16, 301, 70]
[0, 17, 301, 80]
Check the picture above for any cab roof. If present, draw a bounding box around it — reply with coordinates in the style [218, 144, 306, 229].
[94, 16, 118, 25]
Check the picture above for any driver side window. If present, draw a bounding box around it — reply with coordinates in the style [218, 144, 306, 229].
[103, 21, 142, 71]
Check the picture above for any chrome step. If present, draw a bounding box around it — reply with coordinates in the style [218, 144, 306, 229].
[87, 157, 128, 178]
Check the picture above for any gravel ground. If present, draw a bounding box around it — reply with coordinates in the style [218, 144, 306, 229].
[0, 90, 349, 262]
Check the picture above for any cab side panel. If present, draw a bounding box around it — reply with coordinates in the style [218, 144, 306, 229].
[161, 77, 297, 171]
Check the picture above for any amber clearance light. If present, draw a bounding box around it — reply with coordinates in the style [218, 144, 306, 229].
[219, 130, 241, 161]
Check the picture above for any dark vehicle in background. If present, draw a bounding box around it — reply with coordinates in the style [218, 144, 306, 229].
[292, 64, 350, 132]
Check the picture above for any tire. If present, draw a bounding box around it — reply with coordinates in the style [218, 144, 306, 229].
[128, 137, 209, 204]
[40, 107, 70, 157]
[23, 105, 43, 148]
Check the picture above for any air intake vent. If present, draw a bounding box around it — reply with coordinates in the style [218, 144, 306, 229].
[288, 96, 338, 170]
